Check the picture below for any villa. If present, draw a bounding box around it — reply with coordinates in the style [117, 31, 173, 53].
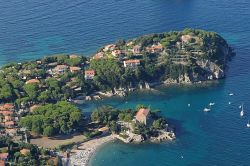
[25, 79, 40, 84]
[93, 52, 105, 60]
[70, 66, 81, 73]
[85, 70, 96, 80]
[53, 65, 68, 75]
[111, 50, 124, 57]
[132, 45, 141, 54]
[69, 54, 79, 59]
[103, 44, 116, 52]
[123, 59, 140, 68]
[135, 108, 151, 125]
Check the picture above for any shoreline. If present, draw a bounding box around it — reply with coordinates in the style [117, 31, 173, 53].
[69, 135, 116, 166]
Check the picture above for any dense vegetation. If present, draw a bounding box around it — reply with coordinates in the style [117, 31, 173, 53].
[20, 101, 82, 136]
[90, 105, 167, 138]
[0, 136, 59, 165]
[0, 29, 232, 105]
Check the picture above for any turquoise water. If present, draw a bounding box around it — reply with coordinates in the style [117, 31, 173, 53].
[1, 0, 250, 165]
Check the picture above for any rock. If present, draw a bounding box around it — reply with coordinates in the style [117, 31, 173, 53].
[85, 96, 92, 101]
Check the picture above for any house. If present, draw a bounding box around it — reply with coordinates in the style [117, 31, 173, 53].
[3, 103, 14, 110]
[93, 52, 105, 60]
[0, 153, 8, 161]
[146, 44, 163, 53]
[29, 105, 41, 112]
[0, 160, 5, 166]
[4, 116, 12, 122]
[0, 111, 13, 116]
[132, 45, 141, 54]
[70, 67, 81, 73]
[69, 54, 79, 59]
[135, 108, 151, 125]
[123, 59, 140, 68]
[53, 65, 68, 74]
[5, 128, 17, 137]
[98, 126, 110, 135]
[181, 35, 192, 43]
[103, 44, 116, 52]
[85, 70, 95, 80]
[4, 121, 15, 128]
[20, 149, 30, 156]
[25, 79, 40, 84]
[111, 50, 123, 57]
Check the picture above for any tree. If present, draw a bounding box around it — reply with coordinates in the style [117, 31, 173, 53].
[24, 84, 39, 100]
[43, 126, 54, 137]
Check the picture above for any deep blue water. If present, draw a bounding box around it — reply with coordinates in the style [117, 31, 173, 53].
[1, 0, 250, 165]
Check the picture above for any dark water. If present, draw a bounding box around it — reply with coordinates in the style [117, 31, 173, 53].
[1, 0, 250, 165]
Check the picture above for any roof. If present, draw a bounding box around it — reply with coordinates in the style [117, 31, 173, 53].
[0, 153, 8, 159]
[136, 108, 150, 118]
[69, 54, 79, 59]
[20, 149, 30, 156]
[85, 70, 95, 75]
[4, 121, 14, 126]
[25, 79, 40, 84]
[30, 105, 41, 112]
[55, 65, 68, 70]
[124, 59, 140, 63]
[0, 160, 5, 165]
[0, 111, 13, 115]
[70, 66, 81, 71]
[3, 103, 14, 109]
[4, 116, 12, 121]
[98, 126, 109, 132]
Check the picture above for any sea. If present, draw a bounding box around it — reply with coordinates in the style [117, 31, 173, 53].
[0, 0, 250, 165]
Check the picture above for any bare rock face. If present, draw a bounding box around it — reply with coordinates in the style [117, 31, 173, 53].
[132, 134, 144, 143]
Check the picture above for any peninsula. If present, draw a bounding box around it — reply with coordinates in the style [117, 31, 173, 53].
[0, 28, 234, 165]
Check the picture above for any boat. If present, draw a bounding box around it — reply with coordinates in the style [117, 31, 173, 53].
[203, 108, 211, 112]
[228, 102, 231, 105]
[247, 121, 250, 128]
[188, 104, 191, 107]
[239, 105, 242, 109]
[240, 104, 244, 117]
[229, 93, 234, 96]
[209, 102, 215, 106]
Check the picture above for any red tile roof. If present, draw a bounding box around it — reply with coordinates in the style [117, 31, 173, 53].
[70, 66, 81, 72]
[136, 108, 150, 118]
[124, 59, 140, 63]
[3, 103, 14, 109]
[25, 79, 40, 84]
[0, 111, 13, 115]
[85, 70, 95, 76]
[0, 153, 8, 160]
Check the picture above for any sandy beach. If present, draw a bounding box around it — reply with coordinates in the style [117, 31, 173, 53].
[69, 135, 116, 166]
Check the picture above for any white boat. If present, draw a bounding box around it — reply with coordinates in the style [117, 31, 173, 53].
[239, 105, 242, 109]
[247, 121, 250, 128]
[229, 93, 234, 96]
[228, 102, 231, 105]
[209, 102, 215, 106]
[188, 104, 191, 107]
[240, 104, 244, 117]
[203, 108, 211, 112]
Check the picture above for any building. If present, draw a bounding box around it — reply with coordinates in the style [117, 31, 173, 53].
[85, 70, 96, 80]
[135, 108, 151, 125]
[0, 153, 8, 161]
[69, 54, 79, 59]
[70, 66, 81, 73]
[53, 65, 68, 75]
[103, 44, 116, 52]
[0, 111, 13, 116]
[98, 126, 110, 135]
[111, 50, 123, 57]
[132, 45, 141, 54]
[146, 44, 163, 53]
[93, 52, 105, 60]
[123, 59, 140, 68]
[4, 121, 15, 128]
[3, 103, 14, 110]
[20, 149, 30, 156]
[4, 116, 12, 122]
[25, 79, 40, 85]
